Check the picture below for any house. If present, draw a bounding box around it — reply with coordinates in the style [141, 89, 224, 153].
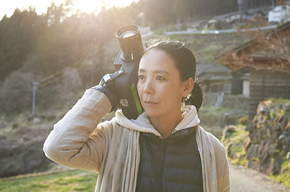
[212, 11, 243, 24]
[241, 73, 250, 97]
[268, 5, 290, 23]
[213, 10, 266, 24]
[205, 9, 267, 30]
[187, 20, 209, 31]
[217, 22, 290, 123]
[196, 63, 243, 94]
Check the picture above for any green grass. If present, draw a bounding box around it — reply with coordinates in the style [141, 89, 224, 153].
[270, 160, 290, 188]
[223, 128, 248, 165]
[269, 98, 290, 105]
[199, 106, 243, 127]
[0, 170, 98, 192]
[231, 158, 247, 166]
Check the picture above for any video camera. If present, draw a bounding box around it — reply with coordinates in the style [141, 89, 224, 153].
[102, 24, 147, 119]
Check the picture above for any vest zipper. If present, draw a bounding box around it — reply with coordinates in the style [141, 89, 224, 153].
[160, 140, 165, 192]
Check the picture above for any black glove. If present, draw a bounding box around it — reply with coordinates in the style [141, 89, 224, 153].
[91, 69, 124, 112]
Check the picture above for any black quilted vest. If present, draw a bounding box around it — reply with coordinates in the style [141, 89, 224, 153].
[136, 127, 203, 192]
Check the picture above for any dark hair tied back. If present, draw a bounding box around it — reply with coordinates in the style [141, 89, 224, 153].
[185, 81, 203, 112]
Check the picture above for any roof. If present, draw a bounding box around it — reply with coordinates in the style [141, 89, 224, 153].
[196, 63, 232, 82]
[216, 21, 290, 73]
[213, 9, 266, 20]
[198, 73, 232, 81]
[196, 63, 231, 75]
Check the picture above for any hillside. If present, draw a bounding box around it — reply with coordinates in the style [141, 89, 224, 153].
[145, 32, 250, 63]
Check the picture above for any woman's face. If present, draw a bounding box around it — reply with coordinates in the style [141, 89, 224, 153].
[137, 49, 190, 119]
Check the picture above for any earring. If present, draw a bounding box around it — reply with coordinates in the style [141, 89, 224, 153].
[181, 97, 186, 110]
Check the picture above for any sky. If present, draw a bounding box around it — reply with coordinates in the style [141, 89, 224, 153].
[0, 0, 138, 19]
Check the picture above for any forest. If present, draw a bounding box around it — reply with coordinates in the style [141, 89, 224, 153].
[0, 0, 276, 113]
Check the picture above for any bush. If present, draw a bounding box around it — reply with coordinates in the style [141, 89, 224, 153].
[0, 71, 35, 113]
[239, 116, 248, 125]
[180, 23, 187, 31]
[57, 67, 82, 95]
[215, 21, 228, 30]
[167, 23, 177, 31]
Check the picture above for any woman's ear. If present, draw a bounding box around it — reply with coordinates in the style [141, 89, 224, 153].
[182, 78, 194, 97]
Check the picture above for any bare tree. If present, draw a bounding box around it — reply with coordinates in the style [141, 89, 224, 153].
[218, 22, 290, 73]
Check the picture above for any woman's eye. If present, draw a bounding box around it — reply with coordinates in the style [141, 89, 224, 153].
[138, 75, 144, 80]
[156, 76, 164, 81]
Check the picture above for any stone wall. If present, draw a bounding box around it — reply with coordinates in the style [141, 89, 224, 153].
[244, 100, 290, 175]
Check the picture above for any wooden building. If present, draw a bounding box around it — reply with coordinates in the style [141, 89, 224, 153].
[197, 63, 232, 94]
[196, 63, 243, 95]
[217, 22, 290, 123]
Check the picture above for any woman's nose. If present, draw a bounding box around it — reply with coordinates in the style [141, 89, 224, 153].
[143, 80, 154, 95]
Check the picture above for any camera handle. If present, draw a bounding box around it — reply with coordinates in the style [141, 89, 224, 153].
[100, 68, 125, 86]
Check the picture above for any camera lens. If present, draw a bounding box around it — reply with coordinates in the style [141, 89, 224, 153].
[116, 25, 139, 39]
[120, 30, 137, 38]
[115, 24, 144, 61]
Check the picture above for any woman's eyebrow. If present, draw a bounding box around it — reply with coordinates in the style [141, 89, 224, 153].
[138, 68, 169, 75]
[138, 68, 146, 73]
[153, 70, 169, 75]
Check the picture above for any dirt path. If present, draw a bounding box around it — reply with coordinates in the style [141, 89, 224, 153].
[229, 164, 290, 192]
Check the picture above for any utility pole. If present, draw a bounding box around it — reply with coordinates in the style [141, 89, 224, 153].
[237, 0, 243, 25]
[32, 81, 39, 116]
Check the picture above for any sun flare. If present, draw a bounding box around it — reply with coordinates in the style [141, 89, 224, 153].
[0, 0, 138, 19]
[73, 0, 137, 13]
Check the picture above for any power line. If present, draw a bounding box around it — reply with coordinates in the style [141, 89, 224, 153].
[31, 44, 104, 116]
[36, 45, 103, 88]
[37, 58, 83, 86]
[36, 74, 65, 89]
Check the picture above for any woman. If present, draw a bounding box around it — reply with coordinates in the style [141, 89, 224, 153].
[43, 40, 230, 192]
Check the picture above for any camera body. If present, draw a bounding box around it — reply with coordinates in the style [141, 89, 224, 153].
[113, 24, 147, 119]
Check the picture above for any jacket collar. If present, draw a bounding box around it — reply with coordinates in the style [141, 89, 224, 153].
[112, 105, 200, 137]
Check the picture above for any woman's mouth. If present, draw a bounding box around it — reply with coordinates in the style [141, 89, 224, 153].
[143, 101, 157, 105]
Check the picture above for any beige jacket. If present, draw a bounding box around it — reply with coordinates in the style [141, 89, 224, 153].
[43, 89, 230, 192]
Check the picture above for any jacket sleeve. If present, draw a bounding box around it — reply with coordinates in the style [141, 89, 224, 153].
[43, 89, 112, 172]
[220, 156, 230, 192]
[213, 135, 230, 192]
[205, 131, 231, 192]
